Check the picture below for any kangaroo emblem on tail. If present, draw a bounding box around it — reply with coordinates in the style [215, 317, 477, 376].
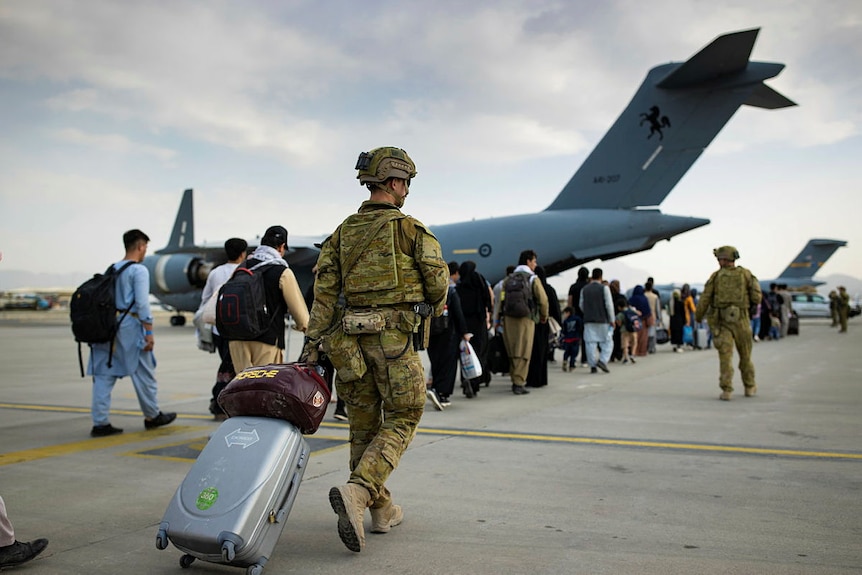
[639, 106, 672, 140]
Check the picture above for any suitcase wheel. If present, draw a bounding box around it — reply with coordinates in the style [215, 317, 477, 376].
[180, 554, 196, 569]
[155, 530, 168, 550]
[246, 565, 263, 575]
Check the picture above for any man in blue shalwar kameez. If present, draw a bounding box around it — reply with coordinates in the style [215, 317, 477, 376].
[87, 229, 176, 437]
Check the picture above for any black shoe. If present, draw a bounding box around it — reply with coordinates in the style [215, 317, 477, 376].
[91, 424, 123, 437]
[0, 539, 49, 569]
[597, 361, 610, 373]
[590, 367, 598, 374]
[333, 409, 349, 422]
[511, 385, 530, 395]
[439, 395, 452, 407]
[144, 411, 177, 430]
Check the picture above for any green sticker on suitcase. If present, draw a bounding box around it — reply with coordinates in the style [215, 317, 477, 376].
[196, 487, 219, 510]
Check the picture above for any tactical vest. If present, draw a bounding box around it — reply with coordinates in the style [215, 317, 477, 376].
[713, 267, 748, 308]
[338, 210, 425, 307]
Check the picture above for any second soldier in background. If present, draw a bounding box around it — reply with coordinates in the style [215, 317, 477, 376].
[696, 246, 762, 400]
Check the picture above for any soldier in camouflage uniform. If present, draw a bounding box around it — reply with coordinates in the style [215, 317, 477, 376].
[696, 246, 762, 401]
[303, 147, 448, 552]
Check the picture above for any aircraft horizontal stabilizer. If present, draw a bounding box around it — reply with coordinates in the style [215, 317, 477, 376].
[656, 29, 759, 89]
[744, 84, 796, 109]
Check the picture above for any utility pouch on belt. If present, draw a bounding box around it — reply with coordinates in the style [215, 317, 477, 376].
[322, 328, 367, 383]
[720, 305, 741, 322]
[342, 310, 387, 335]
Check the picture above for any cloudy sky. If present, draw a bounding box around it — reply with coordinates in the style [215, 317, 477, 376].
[1, 0, 860, 296]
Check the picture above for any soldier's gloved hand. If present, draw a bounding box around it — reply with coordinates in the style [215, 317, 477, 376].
[300, 339, 320, 365]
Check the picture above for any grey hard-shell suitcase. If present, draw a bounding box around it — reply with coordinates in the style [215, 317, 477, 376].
[156, 417, 310, 575]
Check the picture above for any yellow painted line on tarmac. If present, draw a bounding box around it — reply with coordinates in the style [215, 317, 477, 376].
[0, 426, 211, 467]
[416, 427, 862, 461]
[3, 402, 860, 462]
[0, 402, 217, 421]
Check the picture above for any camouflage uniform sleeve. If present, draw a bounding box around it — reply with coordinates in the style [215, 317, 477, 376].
[306, 231, 341, 340]
[695, 272, 717, 323]
[405, 217, 448, 315]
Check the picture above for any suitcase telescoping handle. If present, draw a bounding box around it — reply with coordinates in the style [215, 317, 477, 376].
[271, 445, 309, 524]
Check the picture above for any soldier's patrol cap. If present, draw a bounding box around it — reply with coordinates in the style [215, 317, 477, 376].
[713, 245, 740, 260]
[262, 225, 288, 248]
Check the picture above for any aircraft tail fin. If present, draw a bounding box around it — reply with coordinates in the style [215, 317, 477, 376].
[777, 238, 847, 280]
[160, 188, 195, 253]
[546, 28, 795, 211]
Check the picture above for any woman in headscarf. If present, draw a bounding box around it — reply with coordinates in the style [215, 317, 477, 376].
[456, 261, 493, 396]
[628, 285, 651, 357]
[609, 280, 627, 362]
[527, 265, 557, 387]
[669, 289, 686, 352]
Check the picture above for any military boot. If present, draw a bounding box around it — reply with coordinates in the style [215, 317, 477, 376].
[719, 390, 732, 401]
[329, 483, 371, 552]
[744, 385, 757, 397]
[370, 502, 404, 534]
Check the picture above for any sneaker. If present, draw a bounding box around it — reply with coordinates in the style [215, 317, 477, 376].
[439, 395, 452, 407]
[622, 358, 629, 364]
[753, 335, 760, 342]
[597, 361, 610, 373]
[426, 388, 444, 411]
[91, 424, 123, 437]
[329, 484, 371, 552]
[590, 367, 598, 374]
[370, 502, 403, 534]
[333, 409, 349, 422]
[144, 411, 177, 430]
[0, 539, 49, 569]
[630, 357, 636, 364]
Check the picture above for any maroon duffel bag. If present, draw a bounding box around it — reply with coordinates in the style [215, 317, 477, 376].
[217, 363, 331, 434]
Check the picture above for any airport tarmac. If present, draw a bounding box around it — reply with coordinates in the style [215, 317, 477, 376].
[1, 310, 860, 574]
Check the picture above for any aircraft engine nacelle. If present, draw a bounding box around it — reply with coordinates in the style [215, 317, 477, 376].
[143, 254, 212, 295]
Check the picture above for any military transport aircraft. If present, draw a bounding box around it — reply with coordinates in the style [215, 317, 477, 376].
[143, 28, 795, 325]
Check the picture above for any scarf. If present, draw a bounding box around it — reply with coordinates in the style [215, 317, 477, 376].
[249, 245, 288, 269]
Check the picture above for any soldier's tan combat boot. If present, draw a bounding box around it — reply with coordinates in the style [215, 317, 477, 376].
[719, 390, 732, 401]
[329, 483, 371, 552]
[370, 502, 404, 534]
[744, 385, 757, 397]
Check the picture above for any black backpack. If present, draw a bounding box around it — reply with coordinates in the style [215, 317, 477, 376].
[216, 263, 275, 341]
[70, 261, 136, 376]
[502, 272, 534, 318]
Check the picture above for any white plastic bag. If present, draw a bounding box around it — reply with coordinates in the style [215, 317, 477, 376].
[459, 340, 483, 380]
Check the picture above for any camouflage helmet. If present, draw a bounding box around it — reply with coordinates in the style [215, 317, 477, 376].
[713, 245, 740, 260]
[355, 147, 417, 186]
